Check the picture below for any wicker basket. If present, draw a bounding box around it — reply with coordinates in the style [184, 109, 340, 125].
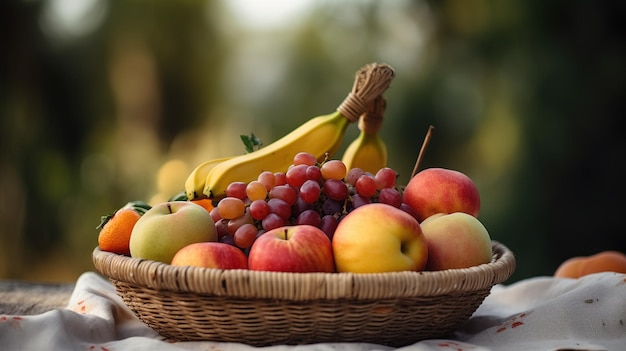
[92, 241, 515, 347]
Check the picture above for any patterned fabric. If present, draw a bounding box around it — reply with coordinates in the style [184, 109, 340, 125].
[1, 271, 625, 351]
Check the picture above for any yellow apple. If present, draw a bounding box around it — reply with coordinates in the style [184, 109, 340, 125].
[332, 203, 428, 273]
[403, 168, 480, 222]
[420, 212, 492, 270]
[129, 201, 217, 264]
[171, 242, 248, 269]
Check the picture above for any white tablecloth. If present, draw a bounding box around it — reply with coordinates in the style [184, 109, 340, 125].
[1, 271, 625, 350]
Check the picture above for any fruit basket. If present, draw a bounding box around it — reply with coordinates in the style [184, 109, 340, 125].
[92, 240, 515, 347]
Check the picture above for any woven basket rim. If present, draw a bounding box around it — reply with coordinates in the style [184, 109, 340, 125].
[92, 241, 515, 301]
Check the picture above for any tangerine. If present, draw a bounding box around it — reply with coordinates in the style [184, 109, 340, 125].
[97, 208, 142, 255]
[554, 250, 626, 278]
[191, 198, 214, 213]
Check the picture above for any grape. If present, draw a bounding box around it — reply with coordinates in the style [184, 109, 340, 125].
[306, 166, 322, 181]
[215, 219, 230, 238]
[400, 202, 419, 221]
[274, 172, 287, 186]
[209, 206, 222, 223]
[323, 178, 349, 201]
[375, 167, 397, 189]
[291, 197, 313, 217]
[243, 197, 252, 207]
[269, 185, 298, 205]
[378, 187, 403, 208]
[300, 179, 321, 203]
[219, 233, 236, 246]
[262, 213, 285, 231]
[293, 152, 317, 166]
[296, 209, 322, 227]
[217, 197, 246, 219]
[227, 212, 254, 235]
[234, 223, 259, 248]
[268, 197, 291, 219]
[322, 198, 343, 215]
[350, 194, 371, 210]
[346, 167, 365, 186]
[226, 182, 247, 200]
[286, 164, 309, 187]
[257, 171, 276, 190]
[246, 180, 268, 201]
[319, 215, 338, 240]
[249, 199, 270, 220]
[355, 175, 377, 197]
[320, 160, 347, 180]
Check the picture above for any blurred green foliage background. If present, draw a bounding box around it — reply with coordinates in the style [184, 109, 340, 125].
[1, 0, 625, 283]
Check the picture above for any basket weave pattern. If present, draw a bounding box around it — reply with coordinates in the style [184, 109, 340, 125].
[93, 241, 515, 347]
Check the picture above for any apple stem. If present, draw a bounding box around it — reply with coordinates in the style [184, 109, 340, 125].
[283, 228, 289, 240]
[411, 125, 435, 178]
[166, 203, 173, 213]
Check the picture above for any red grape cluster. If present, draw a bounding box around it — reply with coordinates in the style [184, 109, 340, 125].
[210, 152, 418, 252]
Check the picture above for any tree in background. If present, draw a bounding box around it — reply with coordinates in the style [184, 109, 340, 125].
[1, 0, 624, 282]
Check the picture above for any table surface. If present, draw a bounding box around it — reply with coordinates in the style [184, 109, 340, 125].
[0, 280, 74, 315]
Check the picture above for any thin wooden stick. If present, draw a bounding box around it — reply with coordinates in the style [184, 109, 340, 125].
[411, 125, 435, 178]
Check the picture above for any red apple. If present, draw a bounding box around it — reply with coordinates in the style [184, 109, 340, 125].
[332, 203, 428, 273]
[248, 225, 335, 273]
[420, 212, 493, 270]
[171, 242, 248, 269]
[129, 201, 217, 264]
[403, 168, 480, 222]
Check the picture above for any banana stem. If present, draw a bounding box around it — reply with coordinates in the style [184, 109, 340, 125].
[337, 63, 395, 123]
[411, 125, 435, 178]
[359, 96, 386, 135]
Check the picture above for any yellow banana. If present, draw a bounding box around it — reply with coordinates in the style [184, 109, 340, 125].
[202, 62, 395, 200]
[341, 96, 388, 174]
[342, 131, 388, 174]
[184, 156, 236, 200]
[203, 112, 350, 199]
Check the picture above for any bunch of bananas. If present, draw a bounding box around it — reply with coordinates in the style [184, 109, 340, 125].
[185, 63, 395, 200]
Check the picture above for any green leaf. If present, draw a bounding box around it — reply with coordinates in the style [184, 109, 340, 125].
[96, 212, 115, 231]
[240, 133, 263, 153]
[124, 200, 152, 212]
[169, 191, 188, 201]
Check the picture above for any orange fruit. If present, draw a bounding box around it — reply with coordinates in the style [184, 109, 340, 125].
[191, 198, 214, 213]
[554, 250, 626, 278]
[97, 208, 142, 255]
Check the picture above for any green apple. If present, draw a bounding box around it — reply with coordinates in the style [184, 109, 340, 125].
[129, 201, 217, 264]
[403, 168, 480, 222]
[171, 242, 248, 269]
[332, 203, 428, 273]
[420, 212, 492, 270]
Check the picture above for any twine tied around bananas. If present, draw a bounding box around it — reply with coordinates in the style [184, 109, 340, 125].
[337, 63, 395, 122]
[358, 95, 386, 135]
